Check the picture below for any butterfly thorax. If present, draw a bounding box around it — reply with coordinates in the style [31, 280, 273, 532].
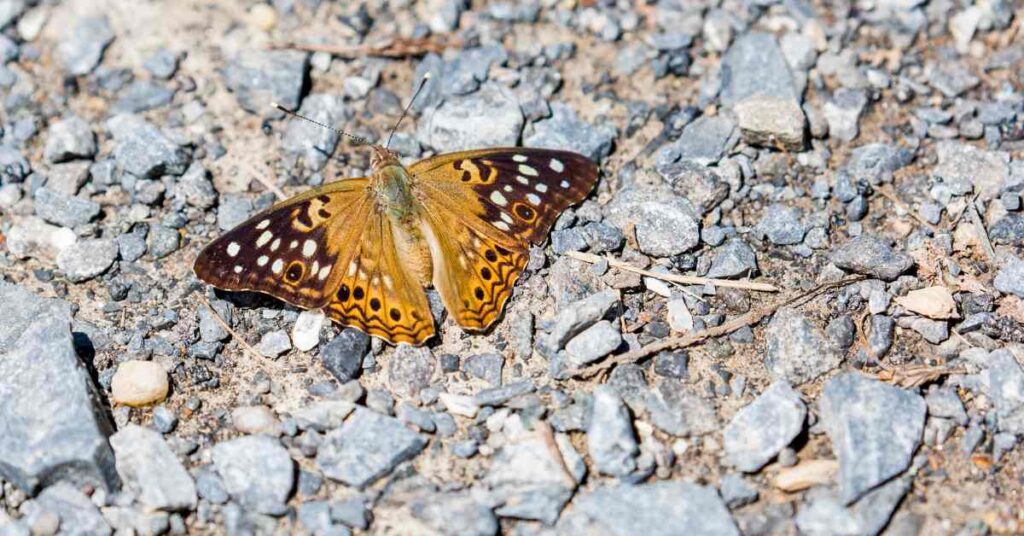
[370, 151, 433, 286]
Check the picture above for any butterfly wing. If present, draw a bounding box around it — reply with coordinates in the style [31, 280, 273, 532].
[410, 148, 598, 331]
[194, 178, 435, 345]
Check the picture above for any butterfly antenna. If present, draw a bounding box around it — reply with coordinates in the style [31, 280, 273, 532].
[386, 72, 432, 149]
[271, 102, 369, 146]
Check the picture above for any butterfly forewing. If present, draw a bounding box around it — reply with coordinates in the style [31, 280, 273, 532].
[194, 179, 371, 309]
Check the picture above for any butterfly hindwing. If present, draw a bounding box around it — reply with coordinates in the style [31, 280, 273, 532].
[409, 148, 599, 245]
[194, 179, 371, 309]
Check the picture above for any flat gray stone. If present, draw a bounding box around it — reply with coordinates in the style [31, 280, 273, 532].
[21, 483, 111, 536]
[110, 425, 197, 512]
[933, 142, 1009, 201]
[706, 238, 758, 279]
[764, 308, 841, 385]
[544, 290, 620, 351]
[280, 93, 351, 172]
[987, 349, 1024, 435]
[829, 234, 914, 281]
[566, 320, 622, 366]
[222, 50, 310, 115]
[44, 116, 97, 163]
[34, 187, 100, 228]
[106, 114, 190, 179]
[211, 435, 294, 516]
[418, 82, 524, 153]
[819, 373, 925, 504]
[724, 382, 806, 472]
[409, 491, 498, 536]
[57, 16, 113, 75]
[0, 288, 118, 494]
[720, 32, 798, 106]
[994, 257, 1024, 298]
[317, 408, 427, 488]
[645, 380, 719, 437]
[524, 102, 616, 161]
[486, 431, 580, 523]
[57, 238, 118, 283]
[587, 385, 638, 477]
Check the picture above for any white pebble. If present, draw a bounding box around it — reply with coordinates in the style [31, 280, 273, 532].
[231, 406, 279, 435]
[111, 360, 169, 407]
[291, 310, 325, 352]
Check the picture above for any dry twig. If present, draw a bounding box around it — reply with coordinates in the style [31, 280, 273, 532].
[196, 294, 262, 360]
[966, 197, 996, 264]
[568, 275, 866, 378]
[873, 365, 967, 388]
[565, 251, 779, 292]
[270, 35, 453, 58]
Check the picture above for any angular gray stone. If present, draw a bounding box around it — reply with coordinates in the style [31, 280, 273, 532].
[558, 481, 739, 536]
[734, 95, 806, 151]
[987, 349, 1024, 435]
[706, 238, 758, 279]
[257, 329, 291, 358]
[660, 161, 729, 214]
[764, 308, 841, 385]
[991, 214, 1024, 245]
[107, 114, 190, 178]
[545, 290, 620, 351]
[34, 187, 100, 228]
[486, 431, 579, 523]
[846, 143, 914, 184]
[0, 288, 118, 494]
[410, 491, 498, 536]
[113, 80, 175, 113]
[645, 380, 719, 437]
[463, 353, 504, 386]
[317, 409, 427, 488]
[659, 115, 738, 166]
[388, 345, 436, 398]
[719, 473, 758, 508]
[211, 435, 295, 516]
[823, 89, 868, 142]
[724, 382, 806, 472]
[223, 50, 310, 115]
[44, 116, 97, 163]
[57, 238, 119, 283]
[933, 142, 1009, 201]
[109, 425, 197, 512]
[172, 162, 217, 209]
[524, 102, 616, 162]
[281, 94, 351, 171]
[756, 204, 807, 246]
[720, 32, 798, 106]
[566, 320, 622, 366]
[57, 17, 114, 75]
[21, 483, 111, 536]
[829, 235, 914, 281]
[320, 328, 369, 383]
[418, 83, 523, 153]
[994, 257, 1024, 298]
[795, 476, 912, 536]
[819, 373, 925, 504]
[587, 385, 638, 477]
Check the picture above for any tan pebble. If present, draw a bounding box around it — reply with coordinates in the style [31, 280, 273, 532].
[895, 286, 958, 320]
[111, 360, 169, 407]
[231, 406, 278, 435]
[250, 4, 277, 32]
[772, 459, 839, 492]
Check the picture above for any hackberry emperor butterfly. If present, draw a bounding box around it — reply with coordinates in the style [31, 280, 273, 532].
[194, 91, 598, 345]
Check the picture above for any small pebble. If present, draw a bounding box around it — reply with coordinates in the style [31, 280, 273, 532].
[111, 360, 169, 407]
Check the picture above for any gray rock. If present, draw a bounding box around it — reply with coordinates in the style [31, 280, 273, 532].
[660, 161, 729, 214]
[524, 102, 616, 162]
[706, 238, 758, 279]
[34, 187, 99, 228]
[994, 257, 1024, 298]
[317, 409, 427, 488]
[388, 345, 436, 398]
[566, 320, 622, 366]
[558, 481, 739, 536]
[829, 235, 914, 281]
[211, 435, 294, 515]
[222, 50, 309, 115]
[903, 317, 948, 344]
[719, 474, 759, 508]
[172, 162, 217, 209]
[464, 353, 504, 386]
[486, 432, 580, 523]
[57, 17, 114, 75]
[257, 329, 291, 358]
[720, 32, 798, 106]
[734, 95, 806, 151]
[45, 161, 91, 195]
[823, 89, 868, 142]
[216, 194, 255, 231]
[927, 61, 979, 98]
[587, 385, 639, 477]
[764, 308, 841, 385]
[22, 483, 111, 536]
[109, 425, 197, 512]
[580, 221, 625, 253]
[146, 224, 180, 259]
[44, 116, 97, 163]
[418, 83, 523, 153]
[756, 204, 807, 246]
[410, 491, 497, 536]
[987, 349, 1024, 435]
[320, 328, 368, 383]
[645, 380, 718, 437]
[113, 80, 175, 113]
[868, 314, 895, 359]
[724, 382, 806, 472]
[143, 48, 179, 79]
[659, 115, 738, 166]
[473, 380, 534, 407]
[281, 94, 351, 171]
[0, 287, 118, 494]
[991, 214, 1024, 245]
[795, 476, 911, 536]
[195, 465, 229, 504]
[550, 227, 588, 254]
[819, 373, 925, 504]
[0, 145, 31, 184]
[289, 400, 355, 433]
[107, 114, 190, 178]
[925, 386, 968, 425]
[846, 143, 914, 184]
[0, 0, 26, 29]
[198, 299, 231, 343]
[826, 315, 857, 349]
[544, 290, 620, 351]
[933, 142, 1009, 201]
[57, 238, 118, 283]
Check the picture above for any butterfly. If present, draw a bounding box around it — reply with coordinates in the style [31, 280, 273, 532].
[194, 144, 598, 346]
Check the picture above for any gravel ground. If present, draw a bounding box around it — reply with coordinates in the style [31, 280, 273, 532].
[1, 0, 1023, 535]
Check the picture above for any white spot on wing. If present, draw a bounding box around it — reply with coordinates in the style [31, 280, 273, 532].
[257, 255, 268, 266]
[518, 164, 538, 177]
[347, 261, 357, 276]
[270, 238, 281, 251]
[504, 185, 513, 192]
[311, 260, 319, 275]
[256, 219, 271, 230]
[560, 180, 570, 189]
[233, 265, 243, 273]
[527, 193, 541, 205]
[383, 275, 393, 289]
[516, 176, 529, 185]
[492, 220, 511, 231]
[302, 239, 317, 257]
[549, 158, 565, 172]
[490, 190, 508, 206]
[227, 242, 240, 257]
[271, 259, 284, 274]
[536, 183, 548, 193]
[256, 231, 272, 247]
[318, 265, 331, 280]
[512, 154, 528, 162]
[289, 240, 298, 249]
[500, 212, 513, 224]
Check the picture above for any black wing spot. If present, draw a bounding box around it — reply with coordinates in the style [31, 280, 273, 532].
[317, 195, 331, 203]
[338, 284, 350, 301]
[296, 207, 313, 228]
[285, 262, 304, 282]
[453, 159, 464, 170]
[461, 170, 471, 182]
[474, 287, 485, 300]
[390, 308, 401, 321]
[480, 267, 492, 280]
[370, 298, 381, 311]
[495, 246, 510, 256]
[318, 208, 331, 219]
[353, 286, 365, 300]
[484, 249, 497, 262]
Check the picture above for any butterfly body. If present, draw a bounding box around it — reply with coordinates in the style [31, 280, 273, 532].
[195, 145, 598, 346]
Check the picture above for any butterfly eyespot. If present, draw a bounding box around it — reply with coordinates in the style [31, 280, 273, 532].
[390, 308, 401, 321]
[285, 262, 304, 282]
[338, 284, 350, 301]
[353, 286, 365, 300]
[370, 298, 381, 311]
[484, 250, 497, 262]
[474, 287, 485, 300]
[480, 267, 492, 280]
[515, 204, 534, 220]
